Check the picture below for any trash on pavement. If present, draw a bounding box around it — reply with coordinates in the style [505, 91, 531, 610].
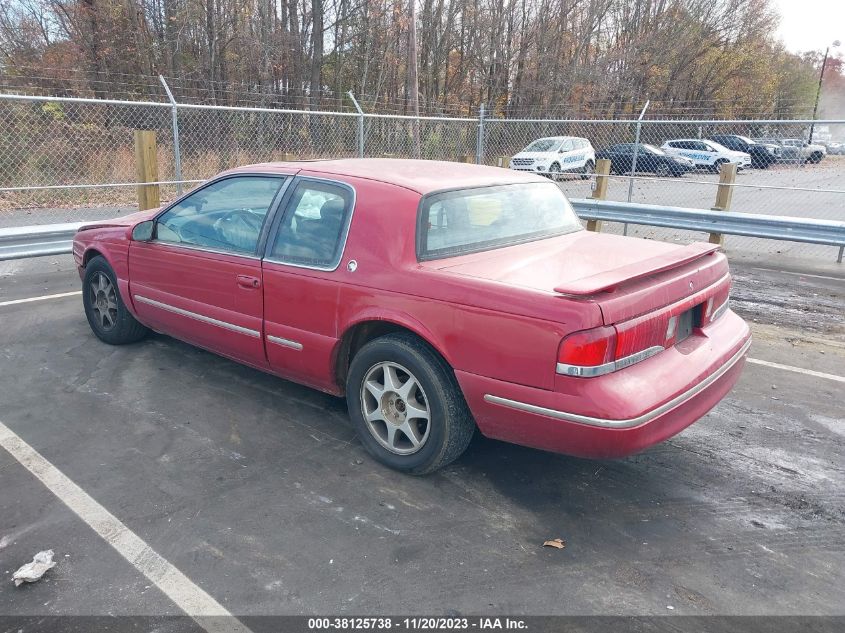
[12, 550, 56, 586]
[543, 538, 566, 549]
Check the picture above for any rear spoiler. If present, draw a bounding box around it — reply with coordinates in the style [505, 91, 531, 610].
[554, 242, 721, 296]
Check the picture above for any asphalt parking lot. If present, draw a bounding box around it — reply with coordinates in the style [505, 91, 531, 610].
[0, 254, 843, 628]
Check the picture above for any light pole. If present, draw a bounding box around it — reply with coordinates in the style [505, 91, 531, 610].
[809, 40, 840, 143]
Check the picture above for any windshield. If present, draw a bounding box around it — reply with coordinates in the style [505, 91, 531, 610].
[418, 183, 582, 260]
[523, 139, 560, 152]
[642, 144, 665, 155]
[735, 135, 754, 144]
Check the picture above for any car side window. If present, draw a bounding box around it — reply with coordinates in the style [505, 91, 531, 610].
[156, 176, 285, 255]
[268, 180, 354, 269]
[559, 139, 574, 152]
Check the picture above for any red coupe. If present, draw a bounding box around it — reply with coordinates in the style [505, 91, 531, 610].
[73, 159, 751, 474]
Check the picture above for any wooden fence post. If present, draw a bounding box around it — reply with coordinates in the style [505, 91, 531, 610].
[709, 162, 737, 245]
[586, 158, 611, 232]
[134, 130, 160, 211]
[497, 156, 510, 168]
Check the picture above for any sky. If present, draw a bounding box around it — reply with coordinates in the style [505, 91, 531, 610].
[773, 0, 844, 53]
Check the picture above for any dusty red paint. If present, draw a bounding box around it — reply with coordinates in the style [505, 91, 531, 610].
[73, 159, 751, 459]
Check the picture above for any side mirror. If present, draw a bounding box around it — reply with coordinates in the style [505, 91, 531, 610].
[131, 220, 154, 241]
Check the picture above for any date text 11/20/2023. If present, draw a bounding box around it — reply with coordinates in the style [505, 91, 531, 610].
[307, 617, 528, 630]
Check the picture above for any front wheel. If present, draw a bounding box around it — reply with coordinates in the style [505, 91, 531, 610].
[580, 160, 595, 180]
[346, 333, 475, 475]
[82, 256, 149, 345]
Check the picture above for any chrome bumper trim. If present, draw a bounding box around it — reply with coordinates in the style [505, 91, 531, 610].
[267, 334, 303, 351]
[134, 295, 260, 338]
[484, 337, 751, 429]
[556, 345, 665, 377]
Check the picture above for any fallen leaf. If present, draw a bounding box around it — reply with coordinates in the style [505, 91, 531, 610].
[543, 538, 565, 549]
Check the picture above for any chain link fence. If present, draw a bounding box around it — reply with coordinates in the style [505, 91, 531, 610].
[1, 88, 843, 261]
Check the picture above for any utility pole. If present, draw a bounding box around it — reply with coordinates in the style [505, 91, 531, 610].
[809, 40, 840, 143]
[407, 0, 421, 158]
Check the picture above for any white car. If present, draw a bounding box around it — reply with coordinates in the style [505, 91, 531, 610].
[509, 136, 596, 179]
[661, 139, 751, 172]
[782, 139, 826, 164]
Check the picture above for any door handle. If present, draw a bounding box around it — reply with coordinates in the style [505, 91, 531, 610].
[237, 275, 261, 289]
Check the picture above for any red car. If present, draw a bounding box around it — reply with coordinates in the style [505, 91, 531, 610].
[73, 159, 751, 474]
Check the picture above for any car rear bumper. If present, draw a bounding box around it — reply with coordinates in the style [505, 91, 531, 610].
[456, 310, 751, 459]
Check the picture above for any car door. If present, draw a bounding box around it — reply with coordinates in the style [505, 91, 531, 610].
[260, 176, 356, 392]
[614, 144, 634, 172]
[559, 138, 585, 170]
[128, 174, 289, 368]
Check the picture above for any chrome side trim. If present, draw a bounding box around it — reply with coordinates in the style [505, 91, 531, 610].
[485, 337, 751, 429]
[133, 295, 260, 338]
[556, 345, 665, 378]
[267, 335, 303, 351]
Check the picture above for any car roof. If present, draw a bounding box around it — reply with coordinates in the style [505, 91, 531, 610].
[528, 136, 585, 142]
[226, 158, 547, 195]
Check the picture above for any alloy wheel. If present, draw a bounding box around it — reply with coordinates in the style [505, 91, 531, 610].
[360, 361, 431, 455]
[89, 272, 118, 331]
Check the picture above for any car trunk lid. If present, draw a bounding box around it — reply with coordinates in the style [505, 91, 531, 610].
[430, 231, 728, 325]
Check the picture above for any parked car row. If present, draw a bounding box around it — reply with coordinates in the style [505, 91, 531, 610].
[509, 133, 833, 178]
[753, 138, 828, 163]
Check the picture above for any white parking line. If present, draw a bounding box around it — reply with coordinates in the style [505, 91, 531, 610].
[751, 268, 843, 282]
[747, 358, 845, 383]
[0, 290, 81, 307]
[0, 420, 252, 633]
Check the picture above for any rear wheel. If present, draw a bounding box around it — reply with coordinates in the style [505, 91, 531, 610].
[82, 256, 149, 345]
[712, 158, 728, 174]
[655, 163, 671, 177]
[346, 333, 475, 475]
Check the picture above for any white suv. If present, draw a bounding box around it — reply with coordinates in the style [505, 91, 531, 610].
[510, 136, 596, 179]
[661, 139, 751, 172]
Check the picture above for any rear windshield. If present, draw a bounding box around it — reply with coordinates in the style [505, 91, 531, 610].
[417, 183, 582, 260]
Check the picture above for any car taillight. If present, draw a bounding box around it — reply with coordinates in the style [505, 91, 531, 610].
[557, 326, 617, 371]
[557, 319, 667, 378]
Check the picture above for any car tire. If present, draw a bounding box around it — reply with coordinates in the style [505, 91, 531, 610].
[82, 255, 149, 345]
[712, 159, 728, 174]
[809, 152, 823, 164]
[548, 162, 562, 181]
[346, 332, 475, 475]
[580, 160, 594, 180]
[655, 163, 671, 177]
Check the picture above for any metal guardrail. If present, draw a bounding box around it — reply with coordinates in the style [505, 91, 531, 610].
[0, 222, 85, 261]
[2, 201, 844, 262]
[570, 199, 845, 262]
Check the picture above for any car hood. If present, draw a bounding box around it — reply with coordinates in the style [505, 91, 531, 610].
[78, 208, 161, 231]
